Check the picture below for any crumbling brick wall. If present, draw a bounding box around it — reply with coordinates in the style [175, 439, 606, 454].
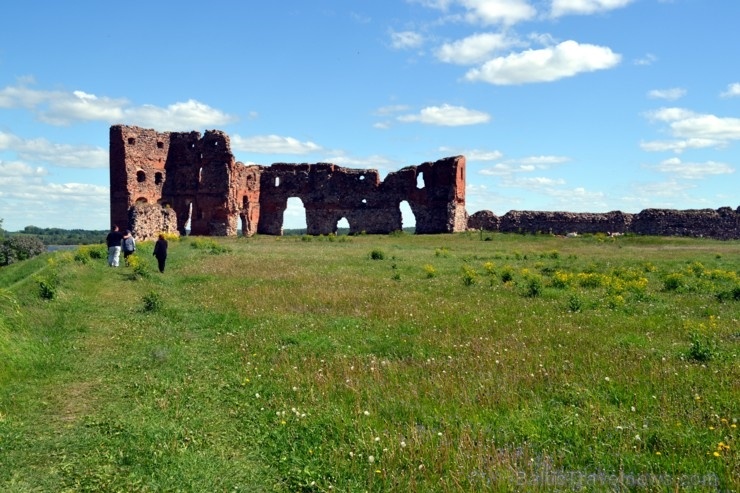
[128, 203, 178, 241]
[469, 208, 740, 239]
[110, 125, 467, 239]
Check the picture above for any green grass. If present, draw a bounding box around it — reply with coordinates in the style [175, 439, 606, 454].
[0, 233, 738, 492]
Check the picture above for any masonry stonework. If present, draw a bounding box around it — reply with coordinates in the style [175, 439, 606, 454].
[110, 125, 738, 241]
[469, 208, 740, 240]
[110, 125, 466, 239]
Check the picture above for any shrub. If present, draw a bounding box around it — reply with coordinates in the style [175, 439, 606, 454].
[435, 247, 450, 258]
[567, 294, 583, 312]
[369, 249, 385, 260]
[500, 266, 514, 284]
[716, 285, 740, 303]
[686, 332, 718, 362]
[662, 273, 685, 292]
[142, 291, 163, 312]
[127, 255, 149, 279]
[0, 235, 46, 266]
[75, 244, 106, 261]
[34, 270, 59, 301]
[461, 265, 478, 286]
[190, 237, 231, 254]
[551, 271, 572, 289]
[524, 276, 543, 298]
[73, 250, 89, 264]
[423, 264, 436, 278]
[577, 272, 606, 288]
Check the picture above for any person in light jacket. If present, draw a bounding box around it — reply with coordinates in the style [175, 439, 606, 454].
[153, 234, 168, 273]
[122, 230, 136, 265]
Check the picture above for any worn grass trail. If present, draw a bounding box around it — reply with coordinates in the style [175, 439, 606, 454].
[0, 233, 738, 492]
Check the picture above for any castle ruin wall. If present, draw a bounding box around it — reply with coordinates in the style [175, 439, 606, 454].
[110, 125, 466, 239]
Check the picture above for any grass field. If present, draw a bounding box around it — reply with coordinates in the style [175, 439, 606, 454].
[0, 232, 738, 492]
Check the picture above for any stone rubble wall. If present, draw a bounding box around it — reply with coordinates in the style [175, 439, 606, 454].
[111, 125, 467, 237]
[468, 207, 740, 240]
[128, 203, 179, 242]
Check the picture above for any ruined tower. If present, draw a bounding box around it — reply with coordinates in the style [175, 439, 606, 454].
[109, 124, 467, 239]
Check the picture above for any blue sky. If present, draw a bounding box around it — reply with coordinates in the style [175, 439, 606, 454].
[1, 0, 738, 231]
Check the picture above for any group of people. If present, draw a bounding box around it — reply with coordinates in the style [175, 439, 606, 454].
[106, 225, 169, 273]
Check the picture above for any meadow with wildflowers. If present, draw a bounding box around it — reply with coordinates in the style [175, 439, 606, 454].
[0, 232, 738, 491]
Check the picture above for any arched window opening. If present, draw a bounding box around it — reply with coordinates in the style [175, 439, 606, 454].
[157, 141, 164, 149]
[127, 137, 136, 145]
[136, 170, 146, 183]
[284, 197, 307, 234]
[135, 197, 148, 204]
[198, 167, 203, 183]
[275, 177, 280, 187]
[400, 200, 416, 234]
[361, 198, 367, 205]
[184, 201, 193, 235]
[416, 171, 425, 190]
[359, 175, 365, 181]
[336, 217, 350, 235]
[155, 172, 163, 185]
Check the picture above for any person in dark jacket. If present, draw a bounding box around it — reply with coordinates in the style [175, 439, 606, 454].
[153, 234, 168, 273]
[106, 225, 124, 267]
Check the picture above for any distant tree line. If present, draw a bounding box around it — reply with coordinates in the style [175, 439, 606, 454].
[0, 220, 106, 267]
[5, 225, 107, 246]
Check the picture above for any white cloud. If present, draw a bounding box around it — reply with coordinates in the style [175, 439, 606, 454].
[408, 0, 455, 9]
[479, 155, 569, 176]
[639, 138, 721, 153]
[647, 88, 686, 101]
[0, 131, 108, 168]
[0, 160, 47, 178]
[621, 180, 696, 205]
[390, 30, 425, 49]
[464, 40, 620, 85]
[0, 82, 236, 130]
[231, 135, 323, 154]
[643, 107, 740, 152]
[551, 0, 635, 17]
[0, 159, 109, 230]
[720, 82, 740, 98]
[398, 104, 491, 126]
[504, 176, 567, 187]
[374, 104, 411, 115]
[124, 100, 236, 130]
[516, 155, 570, 165]
[652, 157, 735, 180]
[321, 153, 396, 170]
[436, 32, 521, 64]
[467, 149, 504, 161]
[437, 146, 503, 161]
[634, 53, 657, 66]
[460, 0, 537, 26]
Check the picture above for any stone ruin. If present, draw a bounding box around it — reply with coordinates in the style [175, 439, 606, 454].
[110, 125, 467, 241]
[468, 207, 740, 240]
[110, 124, 738, 241]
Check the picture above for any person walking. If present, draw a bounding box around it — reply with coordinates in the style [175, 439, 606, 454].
[122, 229, 136, 265]
[153, 233, 168, 273]
[106, 225, 124, 267]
